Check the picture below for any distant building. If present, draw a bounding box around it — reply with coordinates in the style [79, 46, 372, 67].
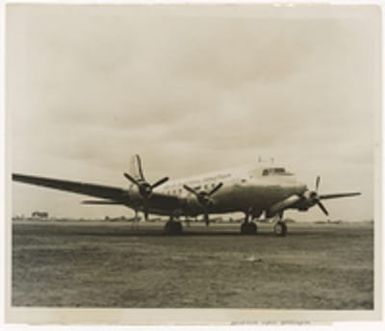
[31, 211, 49, 219]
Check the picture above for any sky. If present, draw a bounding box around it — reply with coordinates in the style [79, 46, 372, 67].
[7, 5, 380, 221]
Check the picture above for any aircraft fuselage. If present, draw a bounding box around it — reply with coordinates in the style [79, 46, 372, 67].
[129, 164, 307, 217]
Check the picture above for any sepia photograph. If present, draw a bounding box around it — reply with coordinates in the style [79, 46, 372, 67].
[5, 2, 381, 325]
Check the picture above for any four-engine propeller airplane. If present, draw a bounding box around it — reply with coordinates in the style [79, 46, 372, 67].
[12, 155, 361, 236]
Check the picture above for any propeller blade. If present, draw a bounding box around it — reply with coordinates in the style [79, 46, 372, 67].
[319, 192, 361, 200]
[204, 212, 210, 226]
[316, 200, 329, 216]
[315, 176, 320, 192]
[208, 182, 223, 196]
[151, 176, 169, 189]
[183, 184, 198, 196]
[124, 172, 140, 186]
[134, 154, 145, 181]
[144, 207, 149, 221]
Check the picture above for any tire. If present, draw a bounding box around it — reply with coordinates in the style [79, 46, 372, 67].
[240, 222, 248, 234]
[249, 222, 257, 234]
[164, 220, 183, 235]
[274, 221, 287, 237]
[240, 222, 257, 235]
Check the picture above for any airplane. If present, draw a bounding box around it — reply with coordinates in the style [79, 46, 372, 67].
[12, 155, 361, 236]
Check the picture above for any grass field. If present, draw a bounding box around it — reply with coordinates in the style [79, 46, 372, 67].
[12, 220, 374, 309]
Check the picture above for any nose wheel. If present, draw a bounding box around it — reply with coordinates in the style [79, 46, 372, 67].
[274, 221, 287, 237]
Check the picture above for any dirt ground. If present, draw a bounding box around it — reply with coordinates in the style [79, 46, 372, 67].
[11, 220, 374, 309]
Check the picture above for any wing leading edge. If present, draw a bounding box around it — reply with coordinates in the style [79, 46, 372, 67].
[12, 173, 183, 213]
[268, 191, 361, 217]
[12, 173, 129, 203]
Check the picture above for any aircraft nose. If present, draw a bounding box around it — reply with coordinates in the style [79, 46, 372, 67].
[296, 183, 307, 194]
[282, 178, 307, 194]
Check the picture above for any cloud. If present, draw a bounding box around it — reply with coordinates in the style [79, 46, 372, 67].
[8, 5, 379, 221]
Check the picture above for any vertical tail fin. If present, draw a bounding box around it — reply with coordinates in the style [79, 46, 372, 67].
[129, 154, 145, 181]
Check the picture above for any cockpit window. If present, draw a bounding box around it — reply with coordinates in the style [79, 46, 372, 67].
[262, 168, 288, 176]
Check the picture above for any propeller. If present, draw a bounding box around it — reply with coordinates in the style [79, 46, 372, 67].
[304, 176, 360, 217]
[183, 183, 223, 226]
[123, 172, 169, 199]
[123, 157, 169, 220]
[304, 176, 329, 216]
[269, 176, 360, 219]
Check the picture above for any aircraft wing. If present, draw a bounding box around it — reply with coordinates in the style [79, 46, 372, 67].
[319, 192, 361, 200]
[267, 190, 361, 218]
[12, 173, 183, 212]
[12, 173, 129, 203]
[267, 195, 302, 217]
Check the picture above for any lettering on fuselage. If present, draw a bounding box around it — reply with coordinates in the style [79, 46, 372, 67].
[160, 166, 294, 197]
[186, 173, 231, 186]
[162, 173, 232, 196]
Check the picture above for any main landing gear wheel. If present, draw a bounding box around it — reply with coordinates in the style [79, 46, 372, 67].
[274, 221, 287, 237]
[240, 222, 257, 235]
[164, 220, 183, 235]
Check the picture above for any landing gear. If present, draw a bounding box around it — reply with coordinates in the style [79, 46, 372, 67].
[164, 219, 183, 235]
[240, 208, 257, 235]
[274, 221, 287, 237]
[240, 221, 257, 235]
[268, 211, 288, 237]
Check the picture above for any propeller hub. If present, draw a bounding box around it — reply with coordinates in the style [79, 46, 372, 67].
[139, 183, 153, 197]
[309, 191, 318, 202]
[300, 176, 329, 216]
[198, 194, 213, 206]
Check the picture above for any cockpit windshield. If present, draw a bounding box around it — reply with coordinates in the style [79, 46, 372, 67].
[262, 167, 291, 176]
